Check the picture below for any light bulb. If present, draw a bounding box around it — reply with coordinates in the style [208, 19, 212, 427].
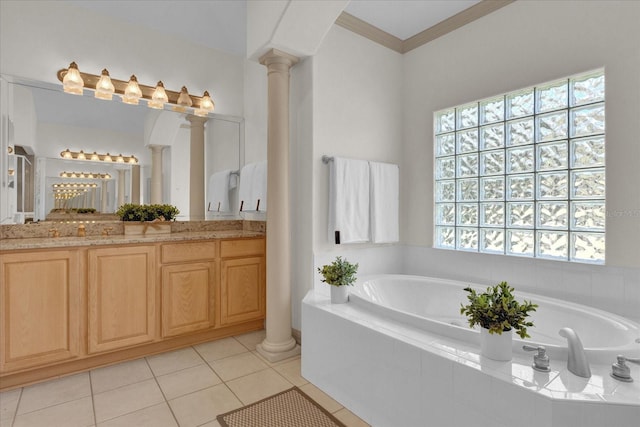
[174, 86, 193, 112]
[63, 62, 84, 95]
[91, 152, 100, 161]
[148, 81, 168, 109]
[77, 150, 86, 160]
[128, 155, 137, 164]
[195, 91, 214, 117]
[122, 75, 142, 105]
[103, 153, 113, 162]
[95, 69, 115, 100]
[61, 149, 73, 159]
[116, 154, 125, 163]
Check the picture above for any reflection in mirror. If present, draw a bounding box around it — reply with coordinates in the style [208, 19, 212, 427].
[1, 75, 242, 223]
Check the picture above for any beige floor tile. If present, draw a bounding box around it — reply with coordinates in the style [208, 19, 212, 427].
[197, 420, 221, 427]
[97, 402, 177, 427]
[168, 384, 242, 427]
[233, 329, 266, 350]
[0, 387, 21, 424]
[194, 338, 248, 362]
[273, 357, 308, 386]
[93, 378, 165, 423]
[156, 364, 222, 400]
[208, 351, 268, 382]
[90, 358, 153, 394]
[333, 407, 371, 427]
[146, 347, 204, 377]
[251, 350, 301, 368]
[299, 383, 343, 414]
[13, 396, 94, 427]
[17, 372, 91, 415]
[225, 368, 293, 405]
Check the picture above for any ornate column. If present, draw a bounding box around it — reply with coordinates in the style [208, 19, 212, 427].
[117, 169, 126, 208]
[186, 115, 208, 221]
[256, 49, 300, 362]
[131, 164, 141, 204]
[150, 145, 165, 204]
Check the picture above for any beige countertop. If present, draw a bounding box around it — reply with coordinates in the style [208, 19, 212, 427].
[0, 230, 264, 251]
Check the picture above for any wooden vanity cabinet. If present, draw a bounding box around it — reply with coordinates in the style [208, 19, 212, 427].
[220, 239, 266, 326]
[87, 245, 157, 354]
[160, 241, 218, 337]
[0, 250, 82, 372]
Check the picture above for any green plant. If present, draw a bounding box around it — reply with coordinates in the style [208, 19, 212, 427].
[317, 256, 359, 287]
[115, 203, 180, 222]
[460, 282, 538, 338]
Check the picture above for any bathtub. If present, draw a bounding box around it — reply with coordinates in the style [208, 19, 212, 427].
[302, 273, 640, 426]
[349, 274, 640, 364]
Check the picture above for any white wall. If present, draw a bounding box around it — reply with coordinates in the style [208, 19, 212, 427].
[311, 25, 404, 253]
[403, 0, 640, 269]
[0, 1, 244, 117]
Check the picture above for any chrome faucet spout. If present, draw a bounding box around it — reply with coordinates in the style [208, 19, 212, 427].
[559, 327, 591, 378]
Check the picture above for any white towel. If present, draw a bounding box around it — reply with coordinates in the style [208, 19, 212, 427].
[238, 162, 256, 211]
[252, 161, 267, 212]
[329, 157, 370, 244]
[207, 170, 231, 213]
[369, 161, 399, 243]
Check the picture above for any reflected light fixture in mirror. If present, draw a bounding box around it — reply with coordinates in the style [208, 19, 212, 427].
[62, 62, 84, 94]
[60, 171, 112, 179]
[57, 62, 216, 115]
[123, 75, 142, 105]
[60, 149, 138, 164]
[95, 69, 115, 100]
[52, 183, 98, 189]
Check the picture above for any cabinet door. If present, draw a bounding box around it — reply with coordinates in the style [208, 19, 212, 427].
[162, 262, 215, 337]
[220, 256, 265, 326]
[0, 250, 81, 373]
[88, 246, 156, 354]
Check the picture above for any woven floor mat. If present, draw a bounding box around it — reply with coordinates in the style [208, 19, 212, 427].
[217, 386, 347, 427]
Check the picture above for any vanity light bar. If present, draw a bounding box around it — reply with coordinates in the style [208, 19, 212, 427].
[52, 183, 98, 189]
[57, 62, 215, 115]
[60, 171, 112, 179]
[60, 149, 138, 164]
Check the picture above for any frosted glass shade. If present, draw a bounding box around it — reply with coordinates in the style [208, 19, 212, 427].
[95, 69, 115, 100]
[63, 62, 84, 95]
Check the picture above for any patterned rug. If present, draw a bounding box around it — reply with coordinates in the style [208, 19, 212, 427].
[217, 387, 347, 427]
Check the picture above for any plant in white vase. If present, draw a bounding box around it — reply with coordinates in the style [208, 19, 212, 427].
[460, 282, 538, 361]
[317, 256, 358, 304]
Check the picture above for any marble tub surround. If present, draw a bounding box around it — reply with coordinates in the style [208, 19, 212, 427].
[0, 220, 261, 240]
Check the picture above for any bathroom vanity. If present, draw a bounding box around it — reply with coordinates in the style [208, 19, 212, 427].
[0, 226, 265, 390]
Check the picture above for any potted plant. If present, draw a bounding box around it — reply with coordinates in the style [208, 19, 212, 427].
[460, 282, 537, 361]
[317, 256, 359, 304]
[116, 203, 180, 236]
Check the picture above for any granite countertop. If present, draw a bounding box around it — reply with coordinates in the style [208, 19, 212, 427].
[0, 229, 264, 251]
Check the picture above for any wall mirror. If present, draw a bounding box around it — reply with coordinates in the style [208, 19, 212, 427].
[1, 75, 243, 223]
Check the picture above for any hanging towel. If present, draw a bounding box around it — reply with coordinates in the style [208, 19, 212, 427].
[251, 161, 267, 211]
[238, 162, 256, 211]
[369, 161, 399, 243]
[207, 170, 232, 213]
[328, 157, 370, 244]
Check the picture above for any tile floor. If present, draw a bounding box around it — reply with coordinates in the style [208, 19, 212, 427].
[0, 330, 369, 427]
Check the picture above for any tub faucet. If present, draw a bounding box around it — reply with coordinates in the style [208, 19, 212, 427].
[559, 327, 591, 378]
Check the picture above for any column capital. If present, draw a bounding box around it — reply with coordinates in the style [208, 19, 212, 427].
[259, 48, 299, 69]
[185, 115, 209, 126]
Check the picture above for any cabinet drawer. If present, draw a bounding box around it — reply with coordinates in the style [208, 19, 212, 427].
[220, 238, 265, 258]
[162, 241, 218, 263]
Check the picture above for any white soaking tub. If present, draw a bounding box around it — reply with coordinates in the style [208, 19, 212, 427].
[302, 274, 640, 427]
[348, 274, 640, 364]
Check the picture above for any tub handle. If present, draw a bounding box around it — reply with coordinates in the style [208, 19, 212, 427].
[610, 355, 640, 382]
[522, 345, 550, 372]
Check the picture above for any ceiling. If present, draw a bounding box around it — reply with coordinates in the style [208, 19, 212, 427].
[65, 0, 481, 56]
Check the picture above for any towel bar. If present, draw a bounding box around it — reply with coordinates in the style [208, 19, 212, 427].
[322, 155, 334, 164]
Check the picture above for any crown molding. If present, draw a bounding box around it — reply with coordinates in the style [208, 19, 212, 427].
[336, 0, 515, 54]
[335, 11, 404, 54]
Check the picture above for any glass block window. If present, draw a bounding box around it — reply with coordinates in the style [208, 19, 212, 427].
[434, 70, 605, 263]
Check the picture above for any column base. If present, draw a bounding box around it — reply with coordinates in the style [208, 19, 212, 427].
[256, 338, 300, 363]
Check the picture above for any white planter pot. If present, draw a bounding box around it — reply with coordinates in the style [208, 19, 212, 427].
[330, 286, 349, 304]
[480, 328, 512, 361]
